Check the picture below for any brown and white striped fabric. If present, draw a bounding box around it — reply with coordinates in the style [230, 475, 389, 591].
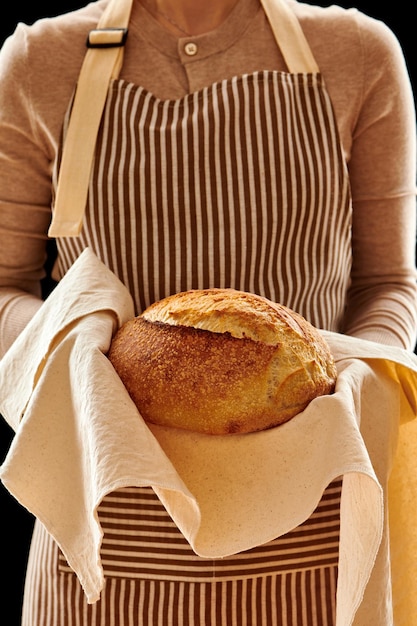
[23, 480, 341, 626]
[53, 72, 352, 330]
[25, 64, 353, 624]
[66, 482, 341, 583]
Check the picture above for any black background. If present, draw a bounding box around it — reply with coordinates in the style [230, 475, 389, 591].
[0, 2, 415, 623]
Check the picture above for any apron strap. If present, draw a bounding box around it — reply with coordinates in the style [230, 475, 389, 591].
[48, 0, 319, 238]
[48, 0, 133, 237]
[261, 0, 319, 73]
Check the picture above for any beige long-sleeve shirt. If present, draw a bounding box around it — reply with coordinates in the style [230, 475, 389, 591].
[0, 0, 416, 354]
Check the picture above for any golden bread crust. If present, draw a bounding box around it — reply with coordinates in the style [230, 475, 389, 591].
[107, 289, 337, 435]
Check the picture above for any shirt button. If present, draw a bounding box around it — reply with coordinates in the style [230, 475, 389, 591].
[184, 42, 198, 56]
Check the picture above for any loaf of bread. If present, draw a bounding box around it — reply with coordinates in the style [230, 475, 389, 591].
[107, 288, 337, 435]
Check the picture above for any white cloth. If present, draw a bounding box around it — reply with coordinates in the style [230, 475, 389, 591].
[1, 248, 417, 626]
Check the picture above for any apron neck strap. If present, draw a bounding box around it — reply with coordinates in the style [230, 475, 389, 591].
[260, 0, 319, 73]
[48, 0, 133, 238]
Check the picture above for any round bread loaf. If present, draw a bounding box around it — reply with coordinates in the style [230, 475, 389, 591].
[107, 289, 337, 435]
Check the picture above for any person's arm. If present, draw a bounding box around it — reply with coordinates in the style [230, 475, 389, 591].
[340, 16, 417, 350]
[0, 14, 91, 357]
[0, 26, 54, 356]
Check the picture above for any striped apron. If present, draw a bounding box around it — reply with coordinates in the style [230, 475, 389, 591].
[22, 3, 352, 625]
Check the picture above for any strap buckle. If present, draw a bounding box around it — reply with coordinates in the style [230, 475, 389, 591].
[86, 28, 128, 48]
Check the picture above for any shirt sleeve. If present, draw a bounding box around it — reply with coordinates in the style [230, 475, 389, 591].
[339, 14, 417, 350]
[0, 26, 54, 355]
[0, 17, 85, 356]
